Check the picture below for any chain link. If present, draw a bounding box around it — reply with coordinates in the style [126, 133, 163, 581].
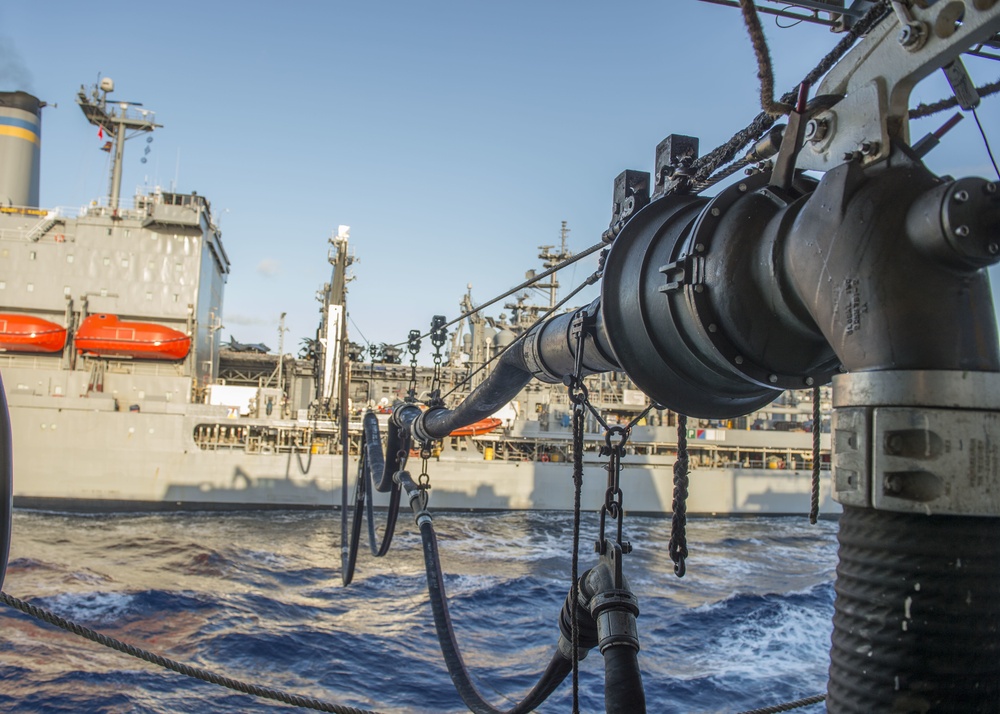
[428, 315, 447, 406]
[405, 330, 421, 402]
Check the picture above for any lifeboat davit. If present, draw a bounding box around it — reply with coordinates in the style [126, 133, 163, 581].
[0, 313, 68, 353]
[449, 417, 503, 437]
[75, 314, 191, 360]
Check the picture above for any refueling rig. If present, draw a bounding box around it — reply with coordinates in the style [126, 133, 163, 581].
[354, 2, 1000, 711]
[2, 1, 1000, 713]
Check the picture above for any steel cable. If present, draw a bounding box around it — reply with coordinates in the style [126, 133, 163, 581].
[736, 692, 827, 714]
[0, 591, 382, 714]
[441, 265, 603, 401]
[392, 241, 605, 348]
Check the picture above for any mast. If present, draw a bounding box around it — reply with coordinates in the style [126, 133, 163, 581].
[319, 226, 354, 413]
[76, 77, 161, 210]
[535, 221, 572, 309]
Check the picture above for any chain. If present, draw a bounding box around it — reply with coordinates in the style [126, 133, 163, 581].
[598, 426, 630, 554]
[428, 315, 447, 406]
[405, 329, 421, 402]
[416, 442, 433, 506]
[565, 307, 593, 714]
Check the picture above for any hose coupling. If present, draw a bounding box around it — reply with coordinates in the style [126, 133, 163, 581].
[590, 589, 640, 654]
[411, 405, 446, 444]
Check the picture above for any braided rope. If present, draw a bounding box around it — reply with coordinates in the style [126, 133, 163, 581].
[668, 414, 690, 577]
[910, 78, 1000, 119]
[809, 386, 821, 525]
[739, 0, 794, 117]
[0, 591, 381, 714]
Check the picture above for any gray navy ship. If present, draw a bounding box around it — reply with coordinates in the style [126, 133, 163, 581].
[0, 78, 836, 515]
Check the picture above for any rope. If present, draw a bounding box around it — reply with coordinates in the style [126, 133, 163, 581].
[739, 0, 794, 117]
[0, 591, 382, 714]
[570, 400, 585, 714]
[910, 78, 1000, 119]
[668, 414, 690, 577]
[809, 386, 821, 525]
[567, 313, 592, 714]
[736, 692, 827, 714]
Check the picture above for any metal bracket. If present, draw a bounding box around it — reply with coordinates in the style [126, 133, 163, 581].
[832, 371, 1000, 516]
[798, 2, 1000, 171]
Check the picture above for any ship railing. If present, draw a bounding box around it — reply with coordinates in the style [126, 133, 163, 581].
[192, 422, 350, 456]
[460, 431, 830, 471]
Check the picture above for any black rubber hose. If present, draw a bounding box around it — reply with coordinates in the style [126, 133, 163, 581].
[602, 646, 645, 714]
[558, 573, 599, 652]
[417, 517, 573, 714]
[0, 372, 11, 591]
[341, 449, 367, 587]
[396, 471, 572, 712]
[362, 412, 386, 488]
[416, 355, 533, 440]
[827, 505, 1000, 712]
[362, 412, 410, 558]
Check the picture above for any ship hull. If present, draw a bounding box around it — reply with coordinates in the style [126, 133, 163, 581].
[7, 392, 839, 516]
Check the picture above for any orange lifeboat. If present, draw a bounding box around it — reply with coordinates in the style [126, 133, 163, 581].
[75, 314, 191, 360]
[0, 313, 68, 353]
[449, 417, 503, 437]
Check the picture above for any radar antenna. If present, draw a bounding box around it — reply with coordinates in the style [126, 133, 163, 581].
[76, 78, 162, 211]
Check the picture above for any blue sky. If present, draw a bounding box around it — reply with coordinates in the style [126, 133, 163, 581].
[3, 1, 998, 359]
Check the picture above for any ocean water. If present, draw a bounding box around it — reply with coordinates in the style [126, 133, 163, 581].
[0, 510, 838, 713]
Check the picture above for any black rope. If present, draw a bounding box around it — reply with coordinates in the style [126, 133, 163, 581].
[0, 591, 381, 714]
[294, 444, 314, 475]
[910, 78, 1000, 119]
[567, 311, 592, 714]
[809, 386, 821, 524]
[668, 414, 690, 577]
[343, 416, 409, 585]
[570, 398, 584, 714]
[736, 692, 827, 714]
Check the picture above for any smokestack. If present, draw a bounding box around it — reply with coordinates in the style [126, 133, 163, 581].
[0, 91, 42, 208]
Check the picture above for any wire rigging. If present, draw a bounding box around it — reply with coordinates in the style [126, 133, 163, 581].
[441, 264, 604, 401]
[392, 241, 605, 348]
[973, 106, 1000, 180]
